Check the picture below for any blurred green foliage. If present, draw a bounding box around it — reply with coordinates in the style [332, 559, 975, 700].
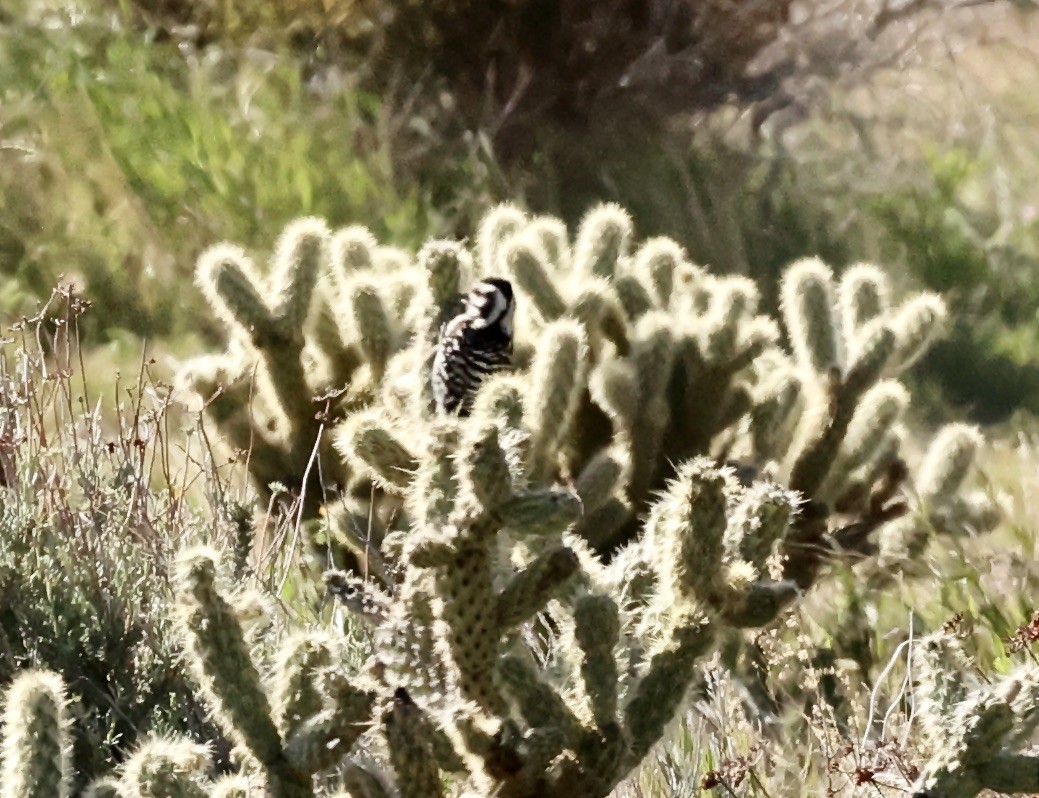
[866, 148, 1039, 422]
[0, 3, 471, 346]
[870, 150, 991, 291]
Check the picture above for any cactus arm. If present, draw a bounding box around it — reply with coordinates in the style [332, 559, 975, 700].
[623, 612, 715, 768]
[495, 546, 580, 632]
[572, 595, 621, 730]
[0, 671, 71, 798]
[383, 690, 446, 798]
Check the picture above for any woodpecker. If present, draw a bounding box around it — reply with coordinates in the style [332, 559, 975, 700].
[431, 277, 515, 416]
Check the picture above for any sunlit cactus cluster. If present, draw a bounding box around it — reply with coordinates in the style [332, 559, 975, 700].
[177, 204, 996, 558]
[177, 218, 429, 514]
[910, 630, 1039, 798]
[0, 671, 248, 798]
[7, 202, 983, 796]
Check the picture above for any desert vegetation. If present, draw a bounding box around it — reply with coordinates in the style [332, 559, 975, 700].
[3, 1, 1039, 796]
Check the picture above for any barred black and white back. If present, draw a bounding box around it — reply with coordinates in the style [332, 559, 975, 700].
[431, 278, 515, 416]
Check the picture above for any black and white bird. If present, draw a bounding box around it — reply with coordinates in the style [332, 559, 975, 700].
[431, 277, 515, 416]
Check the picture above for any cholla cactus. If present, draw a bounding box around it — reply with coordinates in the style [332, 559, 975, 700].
[119, 738, 212, 798]
[873, 423, 999, 580]
[0, 672, 240, 798]
[324, 395, 807, 797]
[178, 217, 437, 517]
[911, 632, 1039, 797]
[190, 220, 332, 497]
[174, 202, 1000, 798]
[208, 776, 254, 798]
[83, 780, 126, 798]
[179, 204, 981, 561]
[0, 671, 70, 798]
[172, 547, 375, 798]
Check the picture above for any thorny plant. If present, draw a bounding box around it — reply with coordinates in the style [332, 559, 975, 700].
[0, 204, 1030, 798]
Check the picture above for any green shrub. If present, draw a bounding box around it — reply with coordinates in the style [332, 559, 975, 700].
[867, 147, 1039, 422]
[0, 7, 446, 344]
[0, 289, 233, 789]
